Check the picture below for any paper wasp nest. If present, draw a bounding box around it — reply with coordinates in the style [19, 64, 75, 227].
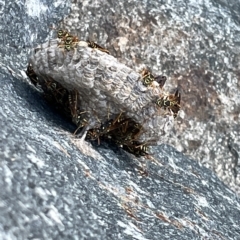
[29, 38, 177, 145]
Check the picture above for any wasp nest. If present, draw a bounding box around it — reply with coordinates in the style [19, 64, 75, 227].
[27, 30, 180, 156]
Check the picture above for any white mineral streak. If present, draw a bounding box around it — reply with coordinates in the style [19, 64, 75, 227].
[29, 39, 175, 144]
[25, 0, 48, 18]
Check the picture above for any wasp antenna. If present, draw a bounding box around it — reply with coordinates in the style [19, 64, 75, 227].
[174, 88, 181, 104]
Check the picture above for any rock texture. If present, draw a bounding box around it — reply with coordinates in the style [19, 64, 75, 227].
[57, 0, 240, 194]
[1, 0, 240, 239]
[0, 0, 70, 73]
[1, 70, 240, 239]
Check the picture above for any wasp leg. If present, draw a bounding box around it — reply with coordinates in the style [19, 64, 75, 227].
[87, 40, 110, 54]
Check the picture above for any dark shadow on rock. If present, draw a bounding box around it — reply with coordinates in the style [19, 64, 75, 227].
[11, 74, 77, 134]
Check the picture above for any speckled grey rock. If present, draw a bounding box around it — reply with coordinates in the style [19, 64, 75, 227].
[2, 0, 240, 194]
[1, 0, 240, 240]
[1, 70, 240, 239]
[0, 0, 70, 73]
[58, 0, 240, 194]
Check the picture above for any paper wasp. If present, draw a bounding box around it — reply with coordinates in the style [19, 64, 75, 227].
[112, 120, 150, 157]
[140, 68, 167, 88]
[57, 29, 70, 39]
[26, 64, 87, 129]
[26, 64, 67, 105]
[68, 89, 88, 129]
[85, 112, 149, 156]
[90, 115, 150, 157]
[86, 113, 126, 143]
[57, 29, 78, 44]
[122, 141, 149, 157]
[57, 29, 69, 39]
[42, 82, 87, 134]
[156, 88, 181, 118]
[57, 29, 79, 51]
[141, 68, 155, 87]
[87, 40, 110, 54]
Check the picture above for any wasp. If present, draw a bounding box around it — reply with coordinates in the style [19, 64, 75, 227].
[86, 128, 101, 142]
[140, 68, 155, 87]
[140, 68, 167, 88]
[86, 120, 116, 145]
[86, 119, 112, 143]
[41, 77, 68, 105]
[26, 65, 67, 106]
[57, 29, 69, 39]
[87, 40, 110, 54]
[84, 113, 149, 157]
[63, 35, 79, 45]
[72, 113, 88, 135]
[49, 27, 69, 38]
[123, 141, 150, 157]
[41, 79, 88, 130]
[86, 113, 125, 144]
[68, 89, 88, 134]
[57, 29, 79, 51]
[69, 90, 80, 123]
[39, 77, 74, 120]
[59, 36, 79, 51]
[156, 88, 181, 118]
[107, 118, 150, 157]
[26, 63, 88, 134]
[113, 121, 142, 146]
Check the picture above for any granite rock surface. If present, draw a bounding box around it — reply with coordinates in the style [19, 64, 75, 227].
[59, 0, 240, 194]
[0, 0, 240, 239]
[2, 0, 240, 195]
